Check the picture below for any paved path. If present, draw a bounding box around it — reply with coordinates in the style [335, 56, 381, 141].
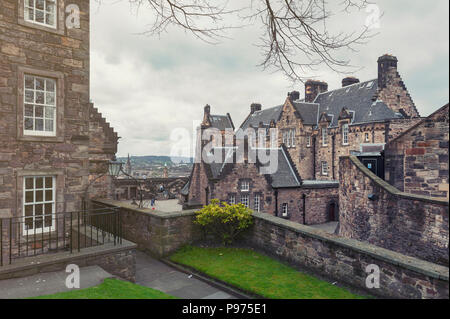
[0, 251, 236, 299]
[135, 251, 236, 299]
[0, 265, 113, 299]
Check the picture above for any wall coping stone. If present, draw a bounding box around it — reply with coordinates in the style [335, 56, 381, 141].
[93, 199, 198, 219]
[251, 212, 449, 281]
[344, 156, 449, 206]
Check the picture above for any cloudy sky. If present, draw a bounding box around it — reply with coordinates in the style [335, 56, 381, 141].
[89, 0, 449, 158]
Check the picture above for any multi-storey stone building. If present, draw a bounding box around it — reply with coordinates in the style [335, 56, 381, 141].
[0, 0, 117, 229]
[183, 54, 447, 225]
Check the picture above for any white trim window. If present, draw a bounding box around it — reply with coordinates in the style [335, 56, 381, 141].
[281, 203, 288, 217]
[228, 194, 236, 205]
[290, 129, 296, 147]
[24, 74, 56, 136]
[342, 123, 349, 145]
[306, 134, 311, 147]
[254, 194, 261, 212]
[365, 132, 370, 142]
[322, 127, 328, 146]
[24, 0, 57, 28]
[24, 176, 55, 234]
[241, 194, 249, 208]
[241, 180, 250, 192]
[321, 161, 329, 176]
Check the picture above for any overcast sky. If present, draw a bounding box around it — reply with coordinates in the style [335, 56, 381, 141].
[89, 0, 449, 158]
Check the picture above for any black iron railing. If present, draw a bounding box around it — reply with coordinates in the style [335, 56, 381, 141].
[0, 207, 122, 266]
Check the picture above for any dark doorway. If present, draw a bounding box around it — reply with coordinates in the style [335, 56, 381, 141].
[328, 203, 338, 222]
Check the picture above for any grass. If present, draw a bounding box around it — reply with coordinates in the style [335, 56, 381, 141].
[31, 278, 177, 299]
[170, 246, 368, 299]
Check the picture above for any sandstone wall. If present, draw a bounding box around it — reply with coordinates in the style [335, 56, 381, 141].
[339, 156, 449, 266]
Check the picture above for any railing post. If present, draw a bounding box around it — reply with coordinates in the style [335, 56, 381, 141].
[1, 218, 3, 266]
[77, 211, 80, 252]
[70, 212, 73, 254]
[9, 218, 12, 265]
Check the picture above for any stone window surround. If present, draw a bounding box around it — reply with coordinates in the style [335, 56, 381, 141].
[15, 169, 65, 237]
[281, 202, 289, 217]
[322, 126, 328, 147]
[17, 66, 65, 143]
[306, 134, 311, 148]
[18, 0, 65, 35]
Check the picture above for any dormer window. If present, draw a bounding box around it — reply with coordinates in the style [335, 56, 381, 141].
[25, 0, 57, 28]
[241, 181, 249, 192]
[322, 127, 328, 146]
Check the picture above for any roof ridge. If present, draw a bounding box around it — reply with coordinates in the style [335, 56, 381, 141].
[315, 78, 377, 99]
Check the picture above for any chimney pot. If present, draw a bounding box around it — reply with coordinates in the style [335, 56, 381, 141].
[342, 77, 360, 87]
[250, 103, 262, 114]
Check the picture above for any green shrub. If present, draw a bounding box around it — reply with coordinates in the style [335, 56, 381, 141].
[194, 199, 253, 245]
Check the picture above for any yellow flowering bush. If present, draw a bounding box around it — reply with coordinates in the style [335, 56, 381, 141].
[194, 199, 253, 245]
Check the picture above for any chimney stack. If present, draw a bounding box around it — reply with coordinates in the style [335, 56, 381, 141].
[342, 77, 360, 87]
[378, 54, 398, 89]
[305, 80, 328, 103]
[250, 103, 262, 114]
[204, 104, 211, 115]
[288, 90, 300, 102]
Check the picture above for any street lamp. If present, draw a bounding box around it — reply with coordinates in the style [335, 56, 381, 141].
[83, 160, 126, 212]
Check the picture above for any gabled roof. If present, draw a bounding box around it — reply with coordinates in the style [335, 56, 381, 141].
[208, 114, 234, 131]
[313, 79, 402, 127]
[240, 105, 283, 130]
[201, 145, 301, 188]
[291, 102, 320, 125]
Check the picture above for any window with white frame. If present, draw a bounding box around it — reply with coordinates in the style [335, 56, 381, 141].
[306, 134, 311, 147]
[281, 203, 288, 217]
[254, 194, 261, 212]
[228, 194, 236, 205]
[241, 180, 249, 192]
[287, 130, 292, 147]
[342, 123, 349, 145]
[24, 0, 57, 28]
[241, 194, 249, 208]
[291, 129, 296, 147]
[322, 127, 328, 146]
[365, 132, 370, 142]
[24, 74, 56, 136]
[321, 161, 329, 176]
[24, 176, 55, 234]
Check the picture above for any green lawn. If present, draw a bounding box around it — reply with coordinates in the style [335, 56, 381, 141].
[170, 246, 368, 299]
[31, 278, 177, 299]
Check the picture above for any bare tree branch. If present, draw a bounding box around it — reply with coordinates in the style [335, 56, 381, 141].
[96, 0, 376, 82]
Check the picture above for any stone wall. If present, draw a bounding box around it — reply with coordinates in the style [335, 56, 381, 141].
[93, 199, 201, 258]
[385, 104, 449, 199]
[276, 185, 339, 225]
[339, 156, 449, 266]
[94, 198, 449, 298]
[0, 0, 117, 218]
[0, 241, 137, 282]
[244, 212, 449, 299]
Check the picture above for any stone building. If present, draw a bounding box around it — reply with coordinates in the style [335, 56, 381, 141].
[384, 104, 449, 199]
[0, 0, 117, 225]
[183, 54, 447, 226]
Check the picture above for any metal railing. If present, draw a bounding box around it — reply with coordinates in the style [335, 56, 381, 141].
[0, 207, 122, 266]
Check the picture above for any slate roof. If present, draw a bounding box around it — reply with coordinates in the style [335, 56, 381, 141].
[208, 114, 234, 130]
[202, 146, 301, 188]
[180, 180, 190, 195]
[292, 102, 320, 125]
[240, 105, 283, 130]
[311, 79, 403, 127]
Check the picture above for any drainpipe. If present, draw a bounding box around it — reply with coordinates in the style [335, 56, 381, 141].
[302, 194, 306, 225]
[312, 136, 316, 179]
[274, 190, 278, 217]
[332, 134, 336, 180]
